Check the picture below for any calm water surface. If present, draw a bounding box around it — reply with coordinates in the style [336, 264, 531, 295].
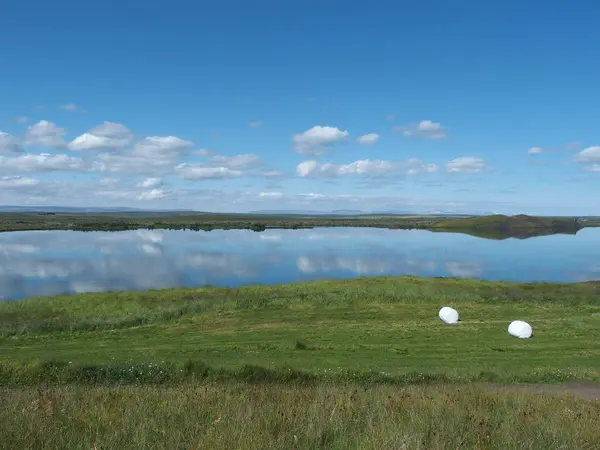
[1, 227, 599, 301]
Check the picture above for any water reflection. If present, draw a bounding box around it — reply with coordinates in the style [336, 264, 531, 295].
[0, 227, 599, 300]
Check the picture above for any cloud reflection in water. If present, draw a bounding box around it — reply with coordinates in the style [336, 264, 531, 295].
[0, 227, 599, 300]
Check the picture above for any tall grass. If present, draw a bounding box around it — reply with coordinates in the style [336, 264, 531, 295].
[2, 383, 599, 449]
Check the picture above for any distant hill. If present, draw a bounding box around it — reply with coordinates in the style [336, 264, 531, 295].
[431, 214, 582, 236]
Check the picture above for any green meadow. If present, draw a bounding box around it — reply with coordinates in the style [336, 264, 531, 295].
[2, 276, 600, 449]
[2, 276, 600, 383]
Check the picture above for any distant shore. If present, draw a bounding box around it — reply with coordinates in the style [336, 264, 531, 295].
[1, 212, 597, 238]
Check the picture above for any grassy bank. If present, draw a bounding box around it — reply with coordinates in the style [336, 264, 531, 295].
[1, 276, 599, 384]
[2, 383, 600, 449]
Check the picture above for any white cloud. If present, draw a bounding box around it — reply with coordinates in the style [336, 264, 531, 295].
[249, 121, 264, 127]
[527, 146, 545, 155]
[386, 114, 395, 122]
[575, 146, 600, 163]
[446, 157, 486, 173]
[259, 192, 284, 200]
[131, 136, 193, 159]
[15, 116, 29, 124]
[395, 120, 446, 139]
[296, 158, 434, 178]
[251, 169, 285, 178]
[93, 135, 193, 174]
[0, 153, 85, 173]
[584, 164, 600, 172]
[0, 176, 40, 188]
[69, 122, 133, 151]
[292, 126, 348, 155]
[175, 163, 242, 180]
[355, 133, 380, 145]
[407, 164, 439, 175]
[0, 131, 22, 153]
[137, 177, 163, 188]
[192, 148, 213, 156]
[137, 189, 171, 201]
[24, 120, 67, 148]
[210, 153, 261, 169]
[59, 103, 80, 111]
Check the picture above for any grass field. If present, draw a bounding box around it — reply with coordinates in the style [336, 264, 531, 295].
[2, 276, 600, 448]
[2, 276, 600, 384]
[2, 383, 600, 449]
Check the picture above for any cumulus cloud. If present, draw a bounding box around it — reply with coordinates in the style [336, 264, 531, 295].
[93, 135, 193, 174]
[395, 120, 446, 139]
[575, 146, 600, 163]
[407, 164, 439, 175]
[0, 153, 85, 173]
[446, 157, 486, 173]
[296, 158, 436, 178]
[527, 146, 545, 155]
[137, 189, 171, 201]
[249, 121, 264, 127]
[175, 163, 242, 180]
[584, 164, 600, 172]
[0, 176, 40, 188]
[210, 153, 261, 169]
[192, 148, 214, 156]
[131, 136, 193, 160]
[292, 126, 348, 155]
[0, 131, 22, 153]
[14, 116, 29, 124]
[24, 120, 67, 148]
[69, 122, 134, 151]
[355, 133, 380, 145]
[137, 177, 163, 188]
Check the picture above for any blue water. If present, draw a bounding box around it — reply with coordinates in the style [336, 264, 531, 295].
[1, 227, 599, 301]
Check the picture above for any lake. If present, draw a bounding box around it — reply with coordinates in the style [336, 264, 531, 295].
[1, 227, 599, 301]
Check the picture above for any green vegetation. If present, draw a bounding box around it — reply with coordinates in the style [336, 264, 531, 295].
[2, 276, 600, 384]
[3, 275, 600, 448]
[2, 383, 600, 449]
[0, 211, 442, 232]
[431, 214, 583, 238]
[1, 212, 595, 239]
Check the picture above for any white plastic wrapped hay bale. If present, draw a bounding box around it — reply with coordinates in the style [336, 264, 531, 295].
[438, 306, 459, 324]
[508, 320, 533, 339]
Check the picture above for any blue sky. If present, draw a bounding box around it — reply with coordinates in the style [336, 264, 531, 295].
[1, 0, 599, 214]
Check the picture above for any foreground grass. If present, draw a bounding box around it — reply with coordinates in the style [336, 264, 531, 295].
[1, 276, 600, 384]
[2, 383, 600, 449]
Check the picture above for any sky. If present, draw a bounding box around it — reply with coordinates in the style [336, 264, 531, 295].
[1, 0, 599, 215]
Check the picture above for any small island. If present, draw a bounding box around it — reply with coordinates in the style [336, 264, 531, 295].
[429, 214, 585, 240]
